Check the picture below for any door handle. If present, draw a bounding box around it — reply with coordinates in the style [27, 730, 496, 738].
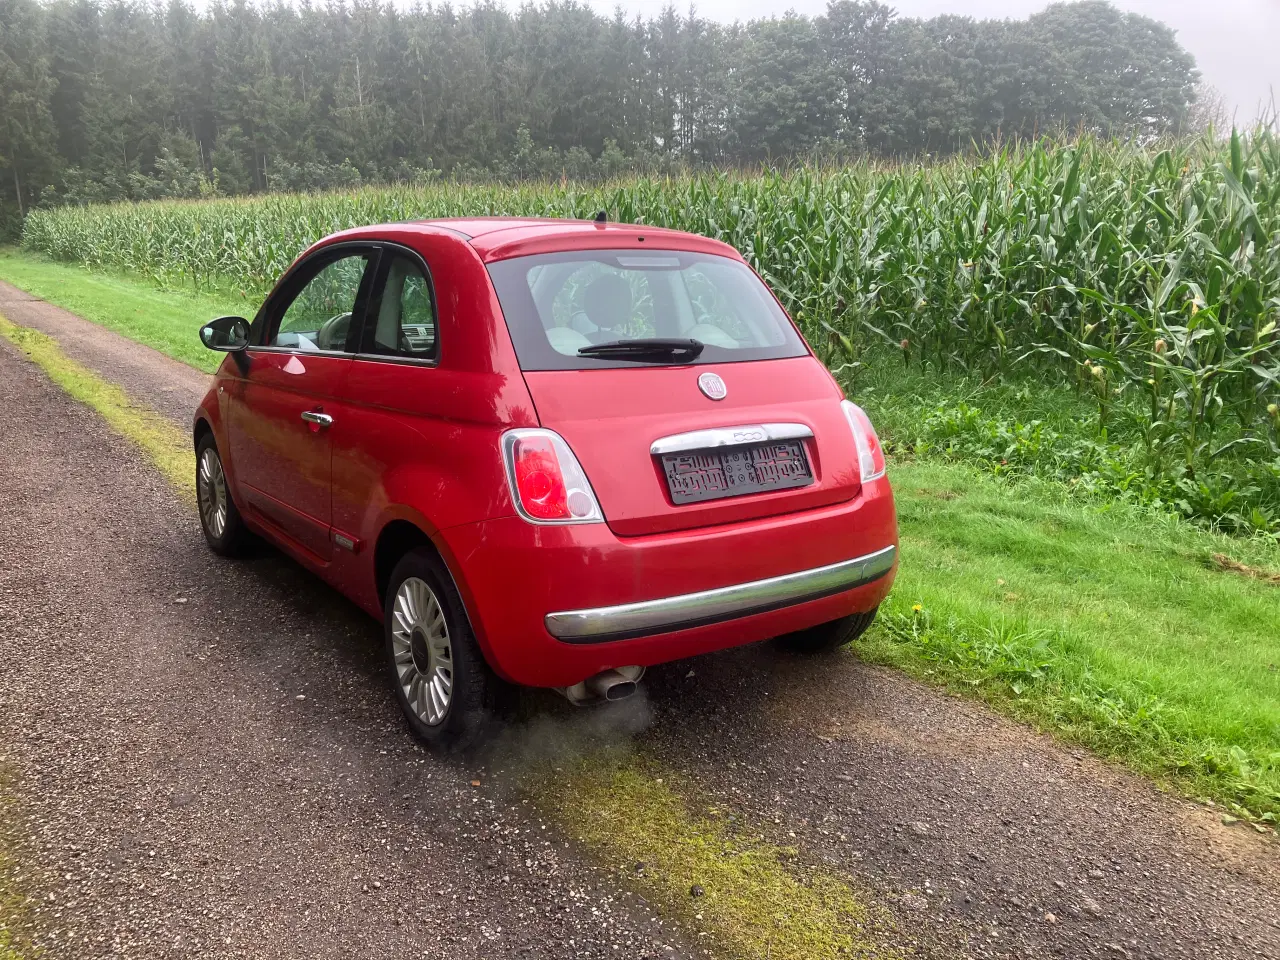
[301, 410, 333, 428]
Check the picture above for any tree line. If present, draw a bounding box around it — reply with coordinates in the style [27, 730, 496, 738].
[0, 0, 1199, 238]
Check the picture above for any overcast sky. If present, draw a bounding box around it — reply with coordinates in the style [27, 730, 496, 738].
[575, 0, 1279, 122]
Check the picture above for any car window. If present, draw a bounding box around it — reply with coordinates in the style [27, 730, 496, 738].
[271, 253, 370, 352]
[487, 250, 808, 370]
[681, 263, 755, 345]
[548, 262, 656, 343]
[366, 254, 438, 361]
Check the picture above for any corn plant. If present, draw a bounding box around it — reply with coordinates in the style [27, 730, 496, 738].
[21, 129, 1280, 530]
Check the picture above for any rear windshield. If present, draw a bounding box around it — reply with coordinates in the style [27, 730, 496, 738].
[486, 250, 809, 370]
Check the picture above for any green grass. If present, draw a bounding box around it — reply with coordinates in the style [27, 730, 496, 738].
[871, 460, 1280, 821]
[1, 256, 1276, 823]
[0, 248, 250, 373]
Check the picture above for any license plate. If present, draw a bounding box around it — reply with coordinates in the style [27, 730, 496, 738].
[661, 440, 813, 504]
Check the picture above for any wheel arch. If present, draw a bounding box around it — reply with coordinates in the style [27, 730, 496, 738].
[193, 415, 214, 450]
[374, 519, 439, 608]
[372, 519, 497, 669]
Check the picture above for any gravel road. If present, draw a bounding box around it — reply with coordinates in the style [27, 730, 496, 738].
[645, 651, 1280, 958]
[0, 339, 690, 959]
[0, 298, 1277, 960]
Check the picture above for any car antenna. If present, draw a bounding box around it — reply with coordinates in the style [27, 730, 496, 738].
[593, 210, 607, 224]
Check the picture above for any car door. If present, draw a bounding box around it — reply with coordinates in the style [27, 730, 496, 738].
[227, 245, 379, 562]
[329, 247, 443, 560]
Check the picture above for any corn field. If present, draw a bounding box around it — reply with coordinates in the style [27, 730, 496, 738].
[21, 130, 1280, 531]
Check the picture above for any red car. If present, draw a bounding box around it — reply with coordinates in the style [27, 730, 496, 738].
[194, 218, 898, 747]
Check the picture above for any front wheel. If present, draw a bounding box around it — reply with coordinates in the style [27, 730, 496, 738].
[384, 548, 501, 750]
[777, 607, 878, 654]
[196, 434, 249, 556]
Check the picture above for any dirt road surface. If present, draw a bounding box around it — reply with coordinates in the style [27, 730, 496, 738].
[1, 298, 1277, 960]
[0, 339, 690, 959]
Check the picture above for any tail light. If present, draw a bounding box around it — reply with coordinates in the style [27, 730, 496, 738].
[841, 400, 886, 483]
[501, 429, 604, 524]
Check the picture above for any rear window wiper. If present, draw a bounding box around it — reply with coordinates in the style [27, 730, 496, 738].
[577, 338, 705, 363]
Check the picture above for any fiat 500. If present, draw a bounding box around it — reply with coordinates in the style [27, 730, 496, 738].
[194, 217, 898, 747]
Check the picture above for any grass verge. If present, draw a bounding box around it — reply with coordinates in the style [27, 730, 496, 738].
[0, 314, 194, 500]
[537, 753, 898, 959]
[0, 249, 249, 374]
[870, 460, 1280, 823]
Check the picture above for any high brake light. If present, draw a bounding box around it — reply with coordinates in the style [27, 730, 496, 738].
[841, 400, 887, 483]
[501, 429, 604, 524]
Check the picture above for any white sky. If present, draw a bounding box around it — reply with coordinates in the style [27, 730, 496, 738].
[580, 0, 1280, 122]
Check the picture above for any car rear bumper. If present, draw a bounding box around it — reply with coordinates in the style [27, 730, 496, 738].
[437, 477, 899, 688]
[545, 544, 896, 643]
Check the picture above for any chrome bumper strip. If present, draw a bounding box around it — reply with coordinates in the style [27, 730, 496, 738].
[544, 544, 897, 643]
[649, 422, 813, 456]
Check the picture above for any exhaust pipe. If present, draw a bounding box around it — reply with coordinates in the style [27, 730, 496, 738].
[558, 666, 645, 705]
[588, 669, 639, 701]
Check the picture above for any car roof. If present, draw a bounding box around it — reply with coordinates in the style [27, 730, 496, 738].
[320, 217, 744, 264]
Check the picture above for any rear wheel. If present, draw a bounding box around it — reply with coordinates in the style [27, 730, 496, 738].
[196, 433, 249, 556]
[384, 548, 500, 750]
[777, 607, 878, 654]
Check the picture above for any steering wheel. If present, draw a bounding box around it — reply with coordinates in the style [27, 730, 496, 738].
[316, 312, 353, 351]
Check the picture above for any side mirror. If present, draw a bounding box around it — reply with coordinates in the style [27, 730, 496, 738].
[200, 316, 250, 352]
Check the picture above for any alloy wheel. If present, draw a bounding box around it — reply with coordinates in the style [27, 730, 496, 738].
[391, 577, 454, 726]
[197, 447, 228, 539]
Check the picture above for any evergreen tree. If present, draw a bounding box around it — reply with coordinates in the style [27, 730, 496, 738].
[0, 0, 1202, 236]
[0, 0, 60, 235]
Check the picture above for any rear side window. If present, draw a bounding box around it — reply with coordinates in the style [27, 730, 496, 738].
[362, 253, 438, 361]
[486, 250, 808, 370]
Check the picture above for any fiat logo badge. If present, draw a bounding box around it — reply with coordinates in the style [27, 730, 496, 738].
[697, 372, 727, 400]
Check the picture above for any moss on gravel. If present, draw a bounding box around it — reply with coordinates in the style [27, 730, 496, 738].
[538, 753, 899, 960]
[0, 768, 33, 960]
[0, 314, 194, 501]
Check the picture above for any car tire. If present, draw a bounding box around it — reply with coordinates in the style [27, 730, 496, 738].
[777, 607, 879, 654]
[383, 548, 500, 750]
[195, 433, 250, 556]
